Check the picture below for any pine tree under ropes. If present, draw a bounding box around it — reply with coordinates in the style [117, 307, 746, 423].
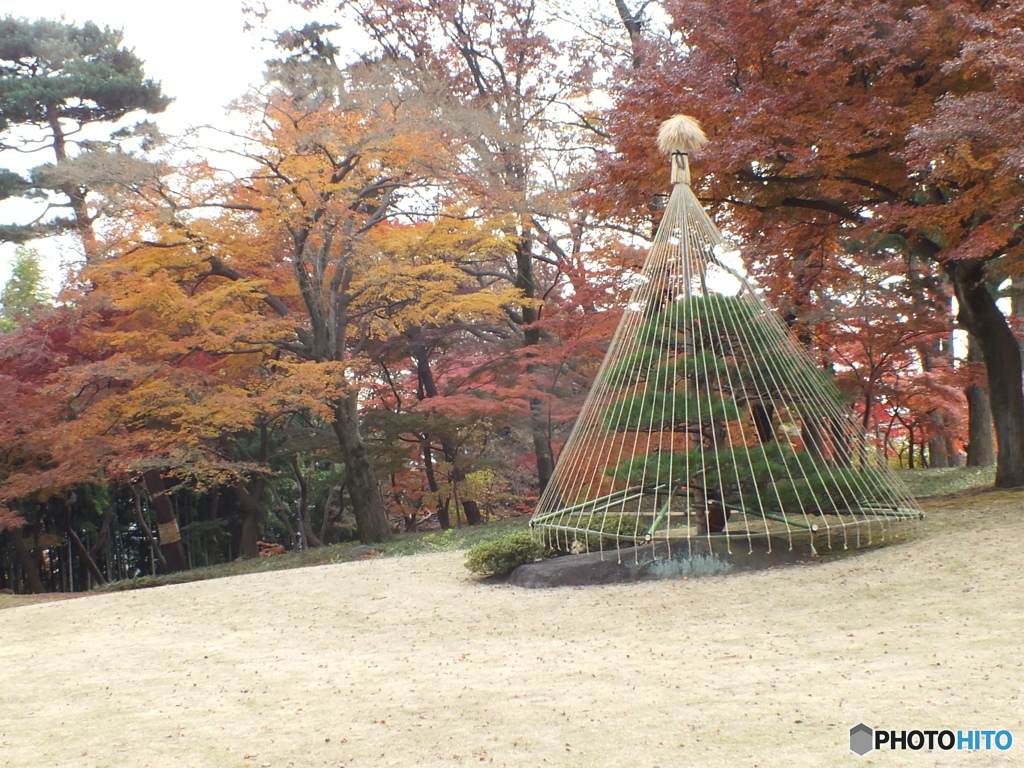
[531, 116, 923, 558]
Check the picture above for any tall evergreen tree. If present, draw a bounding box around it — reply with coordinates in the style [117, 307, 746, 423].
[0, 16, 170, 257]
[0, 246, 49, 330]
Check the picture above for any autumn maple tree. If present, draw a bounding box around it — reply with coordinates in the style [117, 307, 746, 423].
[357, 216, 525, 527]
[282, 0, 629, 493]
[103, 56, 514, 544]
[599, 0, 1024, 486]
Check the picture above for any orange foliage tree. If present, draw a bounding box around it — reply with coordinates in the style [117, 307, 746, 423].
[73, 57, 535, 545]
[285, 0, 631, 494]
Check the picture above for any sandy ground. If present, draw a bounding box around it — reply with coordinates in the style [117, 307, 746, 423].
[2, 491, 1023, 768]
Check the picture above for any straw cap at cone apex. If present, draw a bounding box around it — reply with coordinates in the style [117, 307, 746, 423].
[657, 114, 708, 155]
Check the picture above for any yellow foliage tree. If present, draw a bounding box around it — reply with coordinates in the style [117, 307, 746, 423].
[62, 59, 526, 544]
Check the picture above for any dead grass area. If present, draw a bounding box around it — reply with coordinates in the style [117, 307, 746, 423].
[1, 488, 1022, 768]
[0, 591, 87, 611]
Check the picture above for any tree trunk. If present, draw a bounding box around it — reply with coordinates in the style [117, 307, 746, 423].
[964, 332, 995, 467]
[60, 492, 106, 587]
[513, 234, 557, 493]
[319, 484, 341, 545]
[751, 401, 775, 443]
[5, 527, 46, 594]
[232, 480, 267, 559]
[1012, 273, 1024, 356]
[142, 470, 188, 572]
[801, 415, 827, 463]
[422, 441, 451, 530]
[47, 103, 100, 263]
[131, 484, 167, 569]
[88, 503, 115, 560]
[927, 412, 951, 468]
[946, 260, 1024, 486]
[921, 334, 953, 467]
[450, 463, 483, 525]
[290, 456, 323, 547]
[831, 417, 853, 468]
[66, 526, 106, 587]
[235, 425, 273, 557]
[614, 0, 647, 69]
[529, 396, 556, 492]
[413, 348, 482, 525]
[332, 396, 391, 543]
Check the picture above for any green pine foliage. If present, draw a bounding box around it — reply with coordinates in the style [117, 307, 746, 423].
[610, 443, 896, 515]
[637, 294, 787, 356]
[604, 389, 742, 431]
[607, 349, 735, 391]
[0, 16, 169, 245]
[638, 293, 765, 344]
[631, 296, 846, 406]
[0, 17, 170, 129]
[602, 295, 894, 520]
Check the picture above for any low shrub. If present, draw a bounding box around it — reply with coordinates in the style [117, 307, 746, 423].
[464, 531, 553, 578]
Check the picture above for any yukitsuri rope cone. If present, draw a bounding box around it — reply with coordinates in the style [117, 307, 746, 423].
[531, 115, 923, 562]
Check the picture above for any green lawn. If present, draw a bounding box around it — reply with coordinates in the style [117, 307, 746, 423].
[894, 465, 996, 498]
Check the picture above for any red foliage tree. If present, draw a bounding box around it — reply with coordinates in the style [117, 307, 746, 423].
[597, 0, 1024, 485]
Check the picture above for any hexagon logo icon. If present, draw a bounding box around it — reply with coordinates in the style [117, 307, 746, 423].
[850, 723, 874, 756]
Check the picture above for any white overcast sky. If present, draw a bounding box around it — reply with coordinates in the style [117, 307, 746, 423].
[0, 0, 329, 289]
[0, 0, 314, 135]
